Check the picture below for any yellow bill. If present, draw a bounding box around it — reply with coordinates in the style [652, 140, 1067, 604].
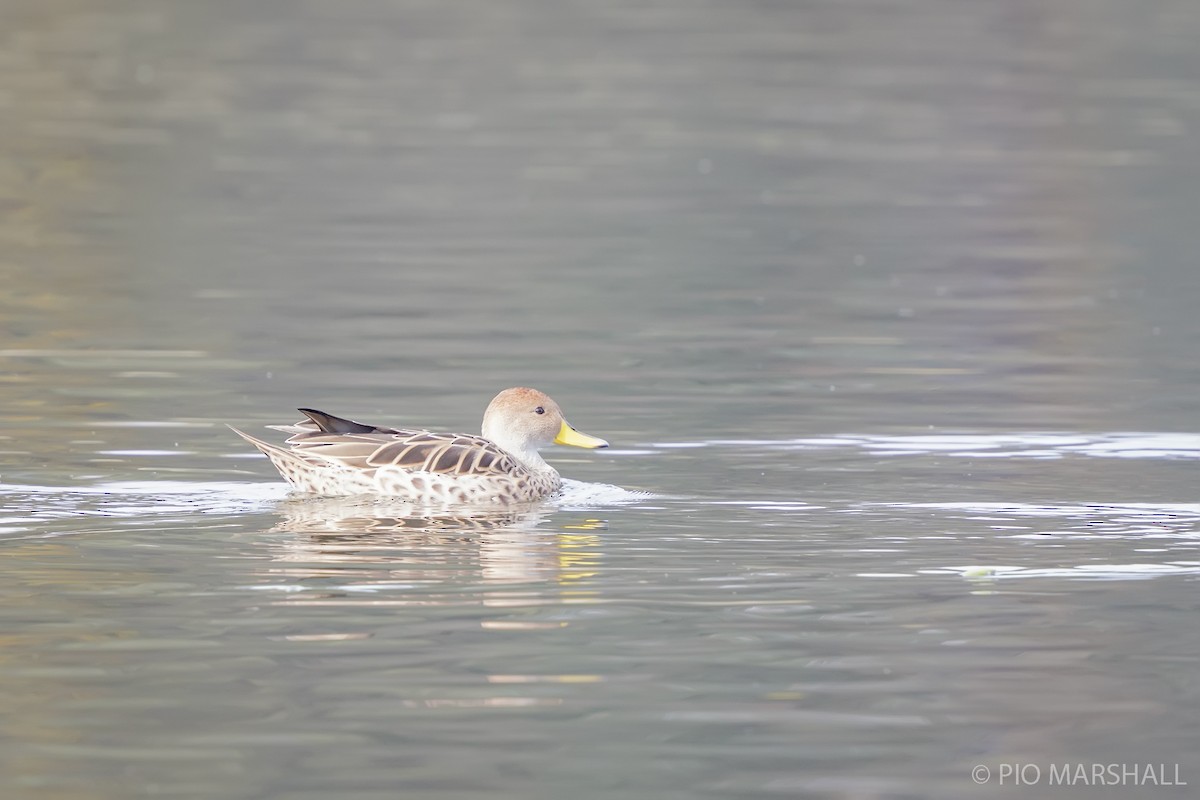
[554, 420, 609, 449]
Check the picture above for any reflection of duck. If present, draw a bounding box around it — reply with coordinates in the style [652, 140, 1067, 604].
[271, 495, 549, 535]
[261, 497, 606, 591]
[230, 388, 608, 501]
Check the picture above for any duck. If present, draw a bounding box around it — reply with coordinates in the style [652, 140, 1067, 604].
[229, 387, 608, 502]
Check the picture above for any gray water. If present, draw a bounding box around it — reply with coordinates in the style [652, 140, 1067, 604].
[4, 1, 1200, 798]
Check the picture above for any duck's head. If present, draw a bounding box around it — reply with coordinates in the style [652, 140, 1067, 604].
[481, 387, 608, 467]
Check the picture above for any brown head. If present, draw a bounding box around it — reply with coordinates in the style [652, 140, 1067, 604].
[481, 387, 608, 468]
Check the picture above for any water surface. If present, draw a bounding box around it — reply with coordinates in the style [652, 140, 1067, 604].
[3, 1, 1200, 798]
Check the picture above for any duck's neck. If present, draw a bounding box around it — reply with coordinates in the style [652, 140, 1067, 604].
[512, 446, 557, 475]
[487, 434, 558, 476]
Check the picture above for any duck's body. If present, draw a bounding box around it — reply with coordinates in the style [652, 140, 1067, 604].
[230, 388, 607, 503]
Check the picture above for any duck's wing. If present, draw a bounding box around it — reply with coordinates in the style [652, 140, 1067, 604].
[284, 427, 525, 477]
[267, 408, 405, 438]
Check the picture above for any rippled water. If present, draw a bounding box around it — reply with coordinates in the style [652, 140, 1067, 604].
[4, 0, 1200, 798]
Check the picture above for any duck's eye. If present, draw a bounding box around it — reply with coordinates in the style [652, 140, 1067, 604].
[534, 406, 545, 415]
